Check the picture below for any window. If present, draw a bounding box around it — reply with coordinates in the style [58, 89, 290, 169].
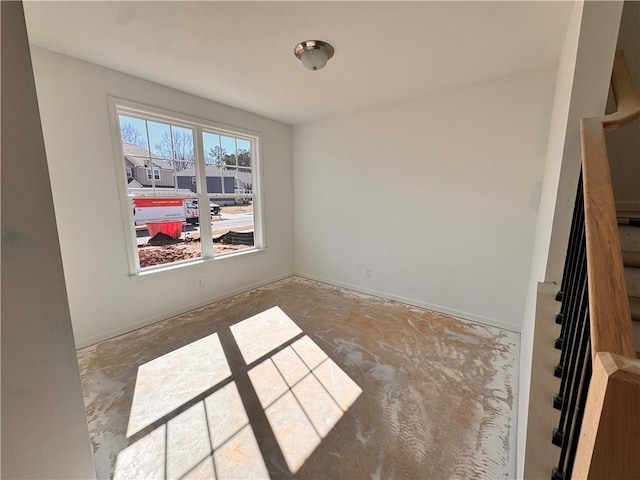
[146, 168, 161, 181]
[110, 99, 262, 274]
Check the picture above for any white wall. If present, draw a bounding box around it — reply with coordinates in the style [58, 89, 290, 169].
[541, 2, 624, 285]
[608, 0, 640, 211]
[293, 69, 557, 332]
[30, 48, 294, 347]
[517, 4, 585, 476]
[1, 3, 95, 477]
[517, 1, 623, 477]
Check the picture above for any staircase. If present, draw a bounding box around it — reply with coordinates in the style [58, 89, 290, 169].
[545, 49, 640, 480]
[618, 214, 640, 356]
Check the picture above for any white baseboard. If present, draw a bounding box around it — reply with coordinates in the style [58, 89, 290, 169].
[75, 271, 295, 349]
[616, 200, 640, 211]
[77, 270, 522, 349]
[296, 272, 521, 334]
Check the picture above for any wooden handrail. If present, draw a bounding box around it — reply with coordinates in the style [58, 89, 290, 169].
[581, 50, 640, 359]
[604, 50, 640, 129]
[560, 50, 640, 480]
[573, 352, 640, 479]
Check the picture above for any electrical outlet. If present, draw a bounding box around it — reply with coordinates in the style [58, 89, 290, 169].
[196, 278, 205, 288]
[365, 268, 372, 278]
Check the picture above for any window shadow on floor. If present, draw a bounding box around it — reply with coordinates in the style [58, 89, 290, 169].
[113, 306, 362, 479]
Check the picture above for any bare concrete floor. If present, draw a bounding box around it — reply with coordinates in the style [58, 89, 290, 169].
[78, 277, 519, 479]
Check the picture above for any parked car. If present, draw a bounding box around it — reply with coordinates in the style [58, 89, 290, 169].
[192, 199, 221, 216]
[184, 200, 199, 225]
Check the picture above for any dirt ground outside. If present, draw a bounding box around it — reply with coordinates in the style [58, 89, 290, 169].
[138, 242, 250, 267]
[220, 204, 253, 215]
[137, 203, 254, 267]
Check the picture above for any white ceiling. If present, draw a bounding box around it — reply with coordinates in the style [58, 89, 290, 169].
[23, 1, 573, 125]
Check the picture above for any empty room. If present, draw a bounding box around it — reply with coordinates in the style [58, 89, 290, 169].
[3, 1, 636, 479]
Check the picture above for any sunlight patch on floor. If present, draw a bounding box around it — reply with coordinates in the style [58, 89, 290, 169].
[115, 382, 268, 479]
[126, 332, 231, 438]
[247, 335, 362, 473]
[114, 306, 361, 478]
[230, 306, 303, 364]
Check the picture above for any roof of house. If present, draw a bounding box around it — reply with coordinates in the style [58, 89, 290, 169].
[123, 143, 173, 170]
[122, 143, 251, 185]
[176, 165, 252, 184]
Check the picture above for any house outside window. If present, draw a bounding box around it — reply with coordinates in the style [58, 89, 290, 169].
[146, 168, 161, 181]
[110, 98, 262, 274]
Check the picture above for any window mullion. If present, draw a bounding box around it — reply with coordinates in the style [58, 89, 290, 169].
[194, 127, 213, 258]
[169, 125, 178, 193]
[219, 135, 226, 195]
[251, 137, 264, 249]
[143, 120, 156, 193]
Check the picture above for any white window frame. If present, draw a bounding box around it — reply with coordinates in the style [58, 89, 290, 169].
[108, 97, 265, 276]
[146, 168, 161, 181]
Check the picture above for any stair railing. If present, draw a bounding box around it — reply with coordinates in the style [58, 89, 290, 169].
[551, 50, 640, 480]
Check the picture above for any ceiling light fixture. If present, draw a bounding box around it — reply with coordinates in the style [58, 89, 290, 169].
[294, 40, 334, 71]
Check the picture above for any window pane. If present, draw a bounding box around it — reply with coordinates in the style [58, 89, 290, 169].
[212, 200, 255, 255]
[220, 136, 236, 168]
[236, 139, 251, 169]
[119, 115, 202, 269]
[119, 115, 148, 150]
[147, 121, 172, 160]
[175, 161, 196, 194]
[236, 138, 250, 152]
[171, 126, 195, 166]
[133, 196, 203, 268]
[203, 132, 221, 165]
[201, 132, 255, 256]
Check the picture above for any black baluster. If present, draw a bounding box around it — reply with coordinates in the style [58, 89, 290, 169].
[564, 347, 592, 480]
[551, 175, 593, 480]
[555, 176, 584, 304]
